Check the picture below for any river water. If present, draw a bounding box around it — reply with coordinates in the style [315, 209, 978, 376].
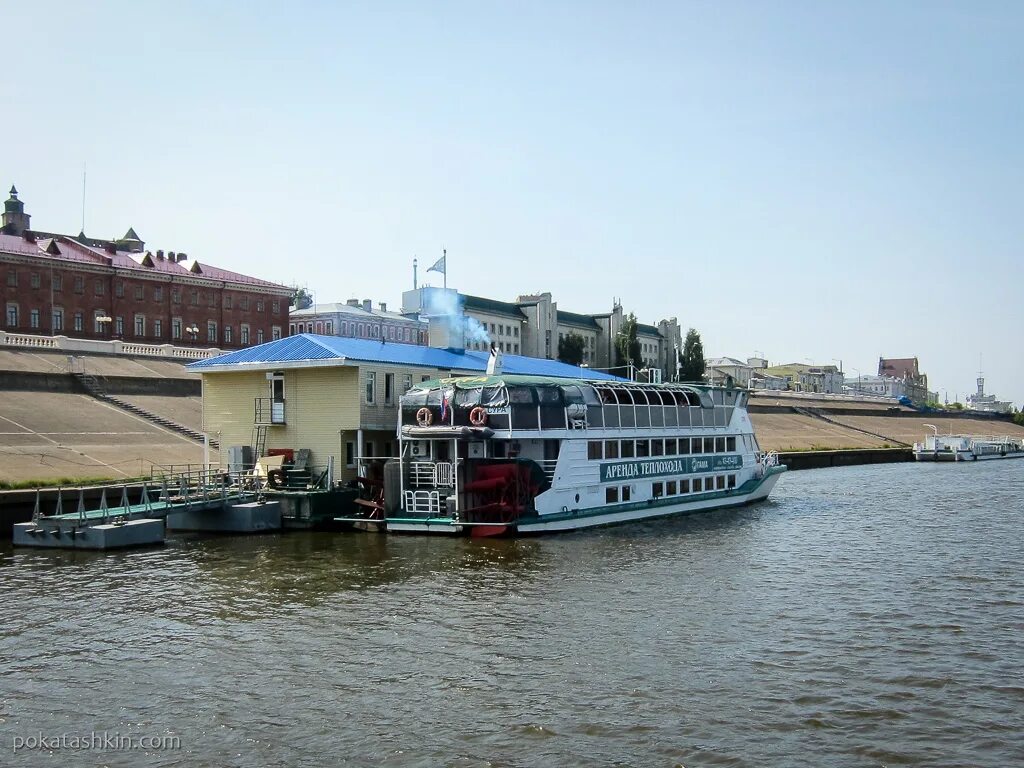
[1, 462, 1022, 767]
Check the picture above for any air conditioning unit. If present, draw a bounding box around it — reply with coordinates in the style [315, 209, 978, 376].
[409, 441, 428, 458]
[468, 442, 485, 458]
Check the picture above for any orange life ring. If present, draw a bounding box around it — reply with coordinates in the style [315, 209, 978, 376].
[416, 407, 433, 427]
[469, 406, 488, 426]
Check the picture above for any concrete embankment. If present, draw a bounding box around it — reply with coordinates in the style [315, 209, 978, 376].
[779, 447, 913, 471]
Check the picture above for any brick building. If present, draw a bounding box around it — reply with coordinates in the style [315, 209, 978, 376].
[1, 186, 291, 348]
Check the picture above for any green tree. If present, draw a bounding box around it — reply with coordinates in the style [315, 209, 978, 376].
[557, 331, 586, 366]
[680, 328, 705, 382]
[614, 313, 643, 373]
[290, 285, 313, 310]
[1014, 409, 1024, 427]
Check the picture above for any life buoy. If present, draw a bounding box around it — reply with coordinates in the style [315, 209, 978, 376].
[267, 469, 286, 488]
[416, 407, 433, 427]
[469, 406, 488, 426]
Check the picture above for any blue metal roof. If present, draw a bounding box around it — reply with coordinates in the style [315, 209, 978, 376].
[187, 334, 624, 380]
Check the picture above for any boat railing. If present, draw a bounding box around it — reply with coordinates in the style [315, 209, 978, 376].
[403, 490, 443, 518]
[758, 451, 780, 470]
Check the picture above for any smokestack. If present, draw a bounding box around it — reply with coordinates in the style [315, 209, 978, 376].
[346, 298, 359, 307]
[362, 299, 371, 312]
[379, 302, 387, 313]
[486, 342, 503, 375]
[156, 250, 164, 259]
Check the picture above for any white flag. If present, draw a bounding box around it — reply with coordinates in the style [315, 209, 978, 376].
[427, 254, 446, 275]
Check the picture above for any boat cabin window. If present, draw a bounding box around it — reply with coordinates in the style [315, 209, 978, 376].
[666, 480, 677, 495]
[509, 386, 538, 430]
[728, 474, 737, 489]
[636, 440, 649, 458]
[588, 441, 603, 460]
[454, 388, 482, 408]
[652, 482, 663, 498]
[537, 386, 564, 429]
[715, 437, 726, 453]
[726, 436, 736, 452]
[621, 440, 635, 459]
[665, 438, 677, 455]
[621, 485, 631, 502]
[604, 440, 619, 459]
[679, 438, 691, 455]
[679, 479, 689, 493]
[651, 439, 664, 457]
[606, 487, 618, 504]
[481, 386, 508, 408]
[693, 478, 703, 492]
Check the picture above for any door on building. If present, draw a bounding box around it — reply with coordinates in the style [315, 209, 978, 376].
[270, 372, 285, 424]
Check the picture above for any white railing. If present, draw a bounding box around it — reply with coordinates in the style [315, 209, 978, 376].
[403, 490, 442, 517]
[410, 461, 437, 486]
[0, 331, 221, 360]
[535, 459, 558, 483]
[432, 462, 455, 488]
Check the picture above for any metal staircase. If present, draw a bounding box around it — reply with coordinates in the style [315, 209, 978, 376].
[71, 371, 218, 449]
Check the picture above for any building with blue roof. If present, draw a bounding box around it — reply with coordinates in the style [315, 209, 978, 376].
[188, 333, 620, 483]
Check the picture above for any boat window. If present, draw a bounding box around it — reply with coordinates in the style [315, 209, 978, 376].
[651, 439, 664, 457]
[728, 474, 737, 489]
[598, 388, 615, 404]
[621, 485, 631, 502]
[716, 475, 726, 490]
[632, 389, 651, 406]
[726, 436, 736, 452]
[665, 438, 678, 456]
[621, 440, 635, 458]
[679, 438, 691, 455]
[588, 441, 603, 460]
[636, 440, 650, 458]
[508, 387, 536, 404]
[693, 477, 703, 492]
[652, 482, 663, 498]
[481, 386, 508, 408]
[606, 487, 619, 504]
[537, 387, 562, 404]
[680, 478, 690, 494]
[454, 388, 482, 408]
[615, 388, 634, 405]
[561, 385, 585, 405]
[604, 440, 619, 459]
[715, 437, 726, 453]
[666, 480, 677, 495]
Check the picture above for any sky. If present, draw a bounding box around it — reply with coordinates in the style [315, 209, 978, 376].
[6, 1, 1023, 405]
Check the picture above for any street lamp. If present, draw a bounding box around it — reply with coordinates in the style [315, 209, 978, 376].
[187, 323, 200, 344]
[96, 315, 112, 339]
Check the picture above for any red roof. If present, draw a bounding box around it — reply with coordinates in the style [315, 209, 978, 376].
[0, 233, 288, 292]
[879, 357, 919, 379]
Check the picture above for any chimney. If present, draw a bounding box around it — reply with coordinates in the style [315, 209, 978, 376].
[177, 252, 186, 261]
[379, 302, 387, 312]
[486, 342, 504, 375]
[362, 299, 372, 312]
[168, 251, 176, 261]
[346, 298, 360, 307]
[156, 249, 164, 259]
[427, 315, 465, 354]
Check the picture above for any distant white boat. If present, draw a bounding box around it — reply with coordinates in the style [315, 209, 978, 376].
[913, 433, 1024, 462]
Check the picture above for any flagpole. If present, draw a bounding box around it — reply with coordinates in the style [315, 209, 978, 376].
[443, 249, 447, 290]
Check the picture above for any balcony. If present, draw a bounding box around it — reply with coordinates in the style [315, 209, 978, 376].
[254, 398, 286, 425]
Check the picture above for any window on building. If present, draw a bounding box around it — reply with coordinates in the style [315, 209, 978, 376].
[5, 303, 18, 327]
[115, 280, 124, 298]
[514, 326, 519, 337]
[389, 326, 396, 340]
[74, 312, 84, 332]
[52, 308, 64, 332]
[93, 312, 108, 334]
[315, 321, 323, 334]
[53, 274, 62, 292]
[208, 293, 216, 309]
[490, 322, 495, 333]
[358, 323, 365, 337]
[403, 374, 412, 393]
[422, 375, 431, 382]
[240, 296, 249, 311]
[404, 328, 411, 342]
[190, 290, 199, 306]
[345, 442, 355, 468]
[271, 300, 279, 314]
[6, 271, 17, 287]
[384, 373, 394, 405]
[224, 326, 233, 344]
[289, 323, 296, 335]
[256, 329, 264, 344]
[134, 314, 145, 337]
[364, 441, 374, 459]
[74, 276, 84, 294]
[115, 316, 124, 336]
[171, 318, 182, 340]
[272, 326, 281, 341]
[30, 272, 40, 289]
[256, 300, 265, 313]
[95, 279, 105, 296]
[154, 319, 162, 338]
[224, 295, 233, 310]
[172, 289, 181, 304]
[206, 321, 217, 342]
[135, 285, 144, 300]
[154, 286, 163, 302]
[324, 322, 332, 335]
[240, 325, 250, 345]
[365, 371, 376, 404]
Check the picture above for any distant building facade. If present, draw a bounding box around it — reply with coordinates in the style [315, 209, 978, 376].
[878, 357, 929, 404]
[402, 287, 683, 381]
[290, 300, 428, 345]
[1, 185, 290, 349]
[704, 357, 754, 388]
[763, 363, 845, 394]
[966, 377, 1013, 414]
